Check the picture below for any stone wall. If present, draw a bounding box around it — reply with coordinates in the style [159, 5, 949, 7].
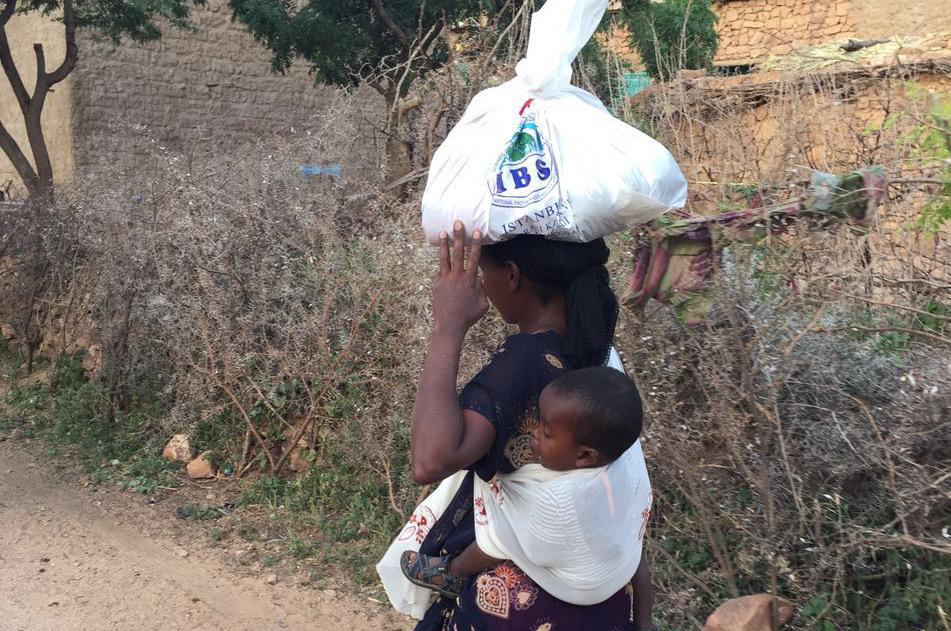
[712, 0, 854, 65]
[0, 11, 74, 198]
[71, 0, 335, 178]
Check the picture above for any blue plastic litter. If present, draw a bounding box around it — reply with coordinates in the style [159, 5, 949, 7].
[299, 165, 343, 179]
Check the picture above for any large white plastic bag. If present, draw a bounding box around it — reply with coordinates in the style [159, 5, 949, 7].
[422, 0, 688, 244]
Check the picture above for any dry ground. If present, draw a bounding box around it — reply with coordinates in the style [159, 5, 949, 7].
[0, 435, 413, 631]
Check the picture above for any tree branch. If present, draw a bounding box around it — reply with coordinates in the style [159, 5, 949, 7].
[45, 0, 77, 85]
[0, 119, 39, 194]
[0, 4, 31, 114]
[370, 0, 411, 54]
[0, 0, 15, 27]
[33, 42, 46, 78]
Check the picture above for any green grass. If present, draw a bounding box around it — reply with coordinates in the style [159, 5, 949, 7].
[238, 433, 404, 584]
[2, 353, 181, 494]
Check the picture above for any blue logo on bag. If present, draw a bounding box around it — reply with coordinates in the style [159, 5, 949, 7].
[488, 100, 559, 209]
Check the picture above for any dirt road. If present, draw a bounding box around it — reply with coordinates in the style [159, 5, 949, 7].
[0, 438, 411, 631]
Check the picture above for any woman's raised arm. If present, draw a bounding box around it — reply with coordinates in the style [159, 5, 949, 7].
[410, 222, 496, 484]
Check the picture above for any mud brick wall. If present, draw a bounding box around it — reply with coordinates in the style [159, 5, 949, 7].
[850, 0, 951, 41]
[71, 0, 334, 177]
[713, 0, 855, 65]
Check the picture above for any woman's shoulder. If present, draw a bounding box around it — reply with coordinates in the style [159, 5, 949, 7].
[466, 332, 567, 396]
[491, 331, 567, 369]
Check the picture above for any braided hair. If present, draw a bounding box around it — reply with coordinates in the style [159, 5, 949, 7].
[483, 235, 619, 369]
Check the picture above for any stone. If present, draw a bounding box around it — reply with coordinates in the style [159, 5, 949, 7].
[283, 427, 314, 472]
[162, 434, 194, 463]
[704, 595, 795, 631]
[81, 345, 101, 377]
[288, 442, 314, 473]
[897, 47, 925, 59]
[174, 547, 189, 559]
[677, 69, 707, 81]
[64, 335, 92, 356]
[266, 574, 278, 585]
[186, 451, 216, 479]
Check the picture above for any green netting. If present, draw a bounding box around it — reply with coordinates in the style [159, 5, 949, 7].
[624, 72, 652, 97]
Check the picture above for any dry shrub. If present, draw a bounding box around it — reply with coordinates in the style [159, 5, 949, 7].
[615, 61, 951, 628]
[0, 80, 513, 547]
[615, 240, 949, 628]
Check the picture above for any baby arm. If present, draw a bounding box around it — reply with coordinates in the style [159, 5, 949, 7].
[449, 541, 506, 578]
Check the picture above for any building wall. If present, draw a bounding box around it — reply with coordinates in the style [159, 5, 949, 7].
[0, 11, 74, 198]
[711, 0, 951, 66]
[712, 0, 854, 66]
[850, 0, 951, 40]
[71, 0, 334, 178]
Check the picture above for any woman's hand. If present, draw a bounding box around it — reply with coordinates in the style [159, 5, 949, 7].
[411, 221, 496, 484]
[432, 221, 489, 338]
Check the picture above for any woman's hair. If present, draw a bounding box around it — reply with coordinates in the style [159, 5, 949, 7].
[483, 235, 619, 368]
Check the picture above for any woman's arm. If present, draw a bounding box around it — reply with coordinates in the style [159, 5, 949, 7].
[411, 222, 496, 484]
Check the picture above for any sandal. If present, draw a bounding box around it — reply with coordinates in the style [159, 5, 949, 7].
[400, 551, 466, 599]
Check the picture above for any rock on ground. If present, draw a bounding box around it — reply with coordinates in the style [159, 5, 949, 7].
[163, 434, 194, 464]
[186, 452, 216, 480]
[704, 594, 795, 631]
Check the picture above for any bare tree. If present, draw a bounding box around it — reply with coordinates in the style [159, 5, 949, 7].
[0, 0, 76, 202]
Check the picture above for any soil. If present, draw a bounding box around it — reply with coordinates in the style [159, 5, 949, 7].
[0, 435, 413, 631]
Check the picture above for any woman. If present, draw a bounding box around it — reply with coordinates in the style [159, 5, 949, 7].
[406, 221, 653, 631]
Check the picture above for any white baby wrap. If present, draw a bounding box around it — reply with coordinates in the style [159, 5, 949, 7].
[473, 440, 652, 606]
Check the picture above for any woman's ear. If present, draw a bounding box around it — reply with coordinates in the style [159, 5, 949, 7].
[505, 261, 520, 291]
[575, 446, 600, 469]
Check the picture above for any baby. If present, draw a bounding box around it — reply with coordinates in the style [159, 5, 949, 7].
[401, 366, 648, 603]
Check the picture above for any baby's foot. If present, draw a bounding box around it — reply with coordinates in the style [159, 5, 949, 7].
[400, 551, 466, 598]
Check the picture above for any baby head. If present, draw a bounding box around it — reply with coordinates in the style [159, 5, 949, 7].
[534, 367, 643, 471]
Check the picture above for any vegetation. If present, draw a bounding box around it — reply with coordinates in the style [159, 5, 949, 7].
[0, 5, 948, 629]
[903, 88, 951, 232]
[230, 0, 487, 97]
[619, 0, 718, 80]
[1, 353, 180, 494]
[230, 0, 511, 178]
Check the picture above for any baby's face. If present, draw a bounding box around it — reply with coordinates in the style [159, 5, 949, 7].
[534, 385, 585, 471]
